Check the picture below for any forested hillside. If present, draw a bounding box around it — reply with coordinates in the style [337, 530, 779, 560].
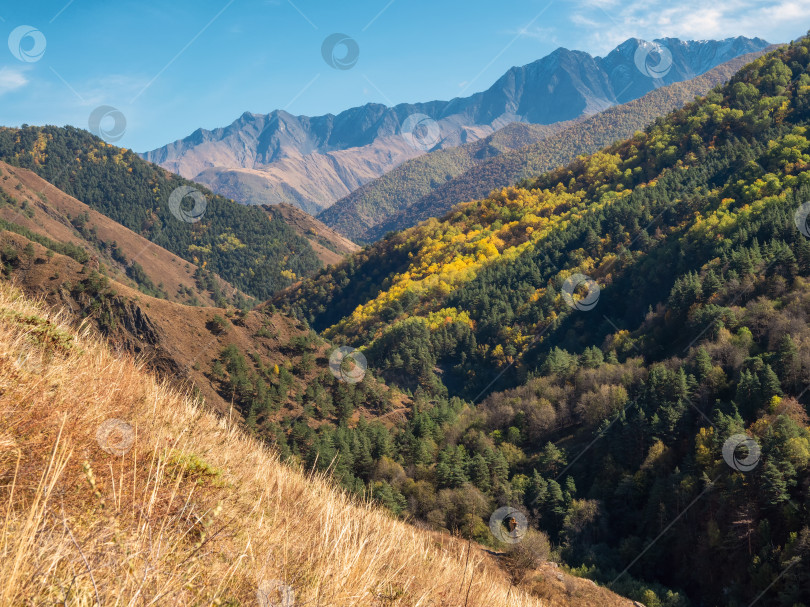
[0, 161, 247, 307]
[272, 38, 810, 605]
[0, 126, 322, 300]
[330, 48, 773, 243]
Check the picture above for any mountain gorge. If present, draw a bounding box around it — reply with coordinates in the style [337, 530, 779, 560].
[0, 157, 631, 607]
[144, 37, 770, 215]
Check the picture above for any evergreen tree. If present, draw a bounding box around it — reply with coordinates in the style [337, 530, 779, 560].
[469, 453, 491, 493]
[776, 335, 801, 391]
[759, 364, 783, 401]
[695, 346, 713, 382]
[539, 442, 566, 476]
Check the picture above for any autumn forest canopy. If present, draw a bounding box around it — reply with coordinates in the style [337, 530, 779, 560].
[268, 37, 810, 606]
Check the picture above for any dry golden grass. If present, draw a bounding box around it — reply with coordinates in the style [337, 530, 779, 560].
[0, 281, 547, 606]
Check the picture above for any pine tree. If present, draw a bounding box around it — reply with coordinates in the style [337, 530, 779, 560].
[759, 364, 783, 401]
[450, 446, 470, 487]
[353, 431, 374, 481]
[564, 476, 577, 508]
[544, 479, 567, 538]
[735, 370, 761, 413]
[582, 346, 604, 368]
[776, 335, 801, 391]
[703, 269, 722, 297]
[695, 346, 713, 382]
[437, 446, 468, 488]
[436, 457, 453, 488]
[539, 442, 566, 476]
[525, 470, 548, 512]
[761, 461, 791, 506]
[486, 448, 510, 489]
[469, 453, 491, 493]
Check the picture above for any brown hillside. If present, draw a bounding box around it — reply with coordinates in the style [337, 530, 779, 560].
[0, 230, 406, 426]
[0, 161, 238, 306]
[264, 202, 360, 266]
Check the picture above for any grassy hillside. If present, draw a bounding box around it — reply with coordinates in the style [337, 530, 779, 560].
[1, 280, 630, 606]
[273, 37, 810, 604]
[0, 126, 322, 300]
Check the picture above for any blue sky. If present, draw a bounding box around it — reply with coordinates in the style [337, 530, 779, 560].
[1, 0, 807, 152]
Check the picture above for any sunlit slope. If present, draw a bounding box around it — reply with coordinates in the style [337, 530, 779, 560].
[277, 38, 810, 398]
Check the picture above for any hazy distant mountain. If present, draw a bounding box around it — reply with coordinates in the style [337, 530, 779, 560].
[143, 36, 769, 215]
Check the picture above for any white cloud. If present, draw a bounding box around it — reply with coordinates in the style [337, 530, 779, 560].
[571, 13, 603, 29]
[0, 67, 29, 95]
[578, 0, 622, 9]
[72, 73, 153, 107]
[511, 25, 559, 41]
[572, 0, 810, 53]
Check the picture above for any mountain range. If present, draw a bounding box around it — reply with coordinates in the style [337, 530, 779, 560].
[143, 36, 770, 216]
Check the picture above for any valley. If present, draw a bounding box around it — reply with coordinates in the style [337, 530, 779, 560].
[273, 38, 810, 605]
[2, 7, 809, 606]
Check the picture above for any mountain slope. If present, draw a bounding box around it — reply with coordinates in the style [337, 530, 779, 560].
[265, 202, 360, 266]
[0, 225, 405, 427]
[317, 121, 568, 240]
[276, 39, 808, 397]
[0, 280, 635, 606]
[272, 37, 810, 604]
[145, 37, 769, 214]
[0, 161, 243, 306]
[0, 126, 323, 300]
[324, 47, 775, 242]
[0, 153, 633, 606]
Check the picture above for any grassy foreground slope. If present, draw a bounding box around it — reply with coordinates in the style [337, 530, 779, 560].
[0, 280, 636, 606]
